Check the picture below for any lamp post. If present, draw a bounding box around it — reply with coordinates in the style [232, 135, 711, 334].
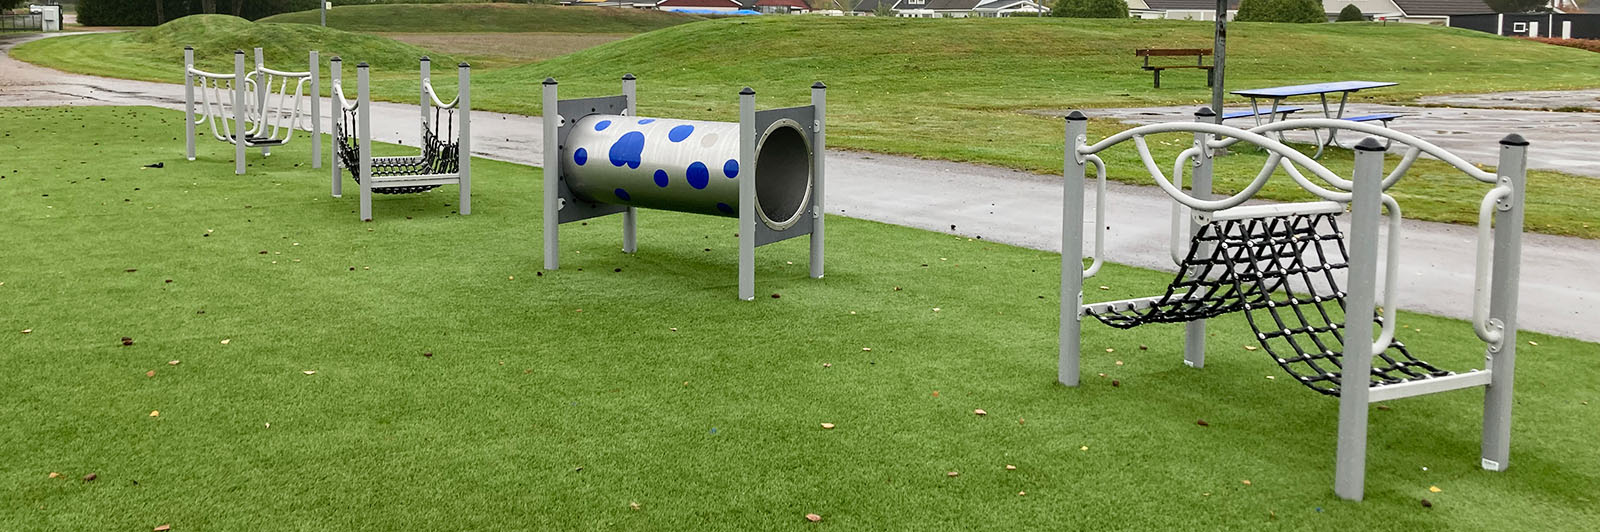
[321, 1, 327, 27]
[1211, 0, 1226, 124]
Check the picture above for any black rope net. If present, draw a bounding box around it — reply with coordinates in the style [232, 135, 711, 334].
[335, 105, 459, 195]
[1087, 212, 1451, 396]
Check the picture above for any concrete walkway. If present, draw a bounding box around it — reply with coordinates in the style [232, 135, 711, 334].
[4, 33, 1598, 342]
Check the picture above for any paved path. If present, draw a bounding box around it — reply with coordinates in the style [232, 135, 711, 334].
[4, 33, 1598, 342]
[1419, 89, 1600, 112]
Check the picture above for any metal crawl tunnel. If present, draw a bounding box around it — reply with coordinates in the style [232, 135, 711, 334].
[542, 75, 827, 301]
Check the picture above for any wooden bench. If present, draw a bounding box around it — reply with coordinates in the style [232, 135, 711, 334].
[1136, 48, 1214, 89]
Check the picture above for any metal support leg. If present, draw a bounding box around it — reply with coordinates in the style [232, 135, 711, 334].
[542, 78, 560, 270]
[457, 62, 471, 216]
[310, 50, 321, 169]
[809, 82, 827, 280]
[420, 57, 431, 134]
[1481, 135, 1528, 472]
[1184, 107, 1216, 369]
[255, 48, 269, 157]
[1060, 112, 1089, 387]
[357, 62, 372, 222]
[738, 87, 756, 301]
[330, 57, 342, 198]
[621, 73, 638, 253]
[1153, 69, 1161, 89]
[233, 50, 246, 175]
[1335, 137, 1388, 501]
[184, 46, 195, 161]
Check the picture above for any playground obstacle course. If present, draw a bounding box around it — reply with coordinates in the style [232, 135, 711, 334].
[183, 47, 321, 175]
[542, 75, 826, 300]
[1059, 109, 1529, 501]
[330, 56, 472, 221]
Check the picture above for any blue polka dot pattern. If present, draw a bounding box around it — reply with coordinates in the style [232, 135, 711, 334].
[637, 118, 655, 124]
[595, 120, 612, 131]
[723, 159, 739, 178]
[686, 162, 710, 189]
[614, 188, 631, 201]
[668, 125, 694, 142]
[609, 131, 645, 169]
[653, 169, 669, 188]
[573, 147, 587, 166]
[716, 202, 734, 215]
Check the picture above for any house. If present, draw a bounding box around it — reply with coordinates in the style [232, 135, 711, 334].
[753, 0, 813, 13]
[1450, 12, 1600, 39]
[1127, 0, 1492, 23]
[850, 0, 1047, 17]
[1126, 0, 1238, 21]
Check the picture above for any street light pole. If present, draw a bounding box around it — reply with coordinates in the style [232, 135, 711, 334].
[1211, 0, 1226, 124]
[321, 1, 327, 27]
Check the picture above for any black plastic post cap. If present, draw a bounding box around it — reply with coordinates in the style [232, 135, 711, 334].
[622, 73, 636, 80]
[459, 62, 470, 68]
[420, 56, 430, 61]
[356, 62, 369, 68]
[812, 81, 827, 89]
[1354, 137, 1386, 152]
[1194, 107, 1216, 117]
[1065, 110, 1087, 121]
[542, 77, 557, 85]
[1499, 133, 1529, 146]
[740, 87, 755, 95]
[234, 50, 244, 54]
[330, 56, 341, 62]
[184, 45, 193, 50]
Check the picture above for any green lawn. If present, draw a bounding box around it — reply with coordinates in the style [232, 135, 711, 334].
[15, 16, 1600, 239]
[259, 3, 704, 34]
[3, 106, 1598, 530]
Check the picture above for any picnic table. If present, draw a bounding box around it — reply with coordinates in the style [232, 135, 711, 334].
[1231, 81, 1399, 157]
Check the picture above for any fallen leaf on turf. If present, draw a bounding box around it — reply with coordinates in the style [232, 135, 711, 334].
[1241, 480, 1251, 485]
[947, 471, 959, 477]
[1098, 285, 1109, 290]
[220, 339, 230, 345]
[805, 513, 822, 523]
[630, 501, 641, 511]
[974, 409, 987, 416]
[1080, 446, 1088, 451]
[48, 472, 60, 478]
[21, 329, 31, 334]
[1420, 499, 1433, 508]
[932, 307, 940, 312]
[1115, 360, 1123, 365]
[1112, 380, 1121, 387]
[1243, 345, 1257, 351]
[168, 360, 180, 365]
[1105, 348, 1114, 353]
[1528, 341, 1539, 346]
[1266, 375, 1275, 380]
[822, 363, 831, 368]
[1005, 465, 1016, 471]
[1018, 491, 1026, 496]
[669, 327, 678, 332]
[1196, 419, 1209, 427]
[154, 525, 171, 532]
[302, 371, 316, 375]
[862, 347, 872, 352]
[931, 391, 939, 397]
[820, 423, 835, 430]
[1429, 486, 1441, 493]
[145, 370, 156, 378]
[83, 473, 96, 482]
[1018, 418, 1025, 425]
[149, 410, 160, 417]
[1139, 344, 1148, 350]
[265, 423, 270, 428]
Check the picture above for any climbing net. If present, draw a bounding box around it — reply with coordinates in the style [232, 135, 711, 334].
[332, 80, 461, 195]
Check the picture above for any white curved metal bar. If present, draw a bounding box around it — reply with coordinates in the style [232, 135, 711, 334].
[1214, 118, 1495, 184]
[332, 84, 359, 111]
[1273, 158, 1352, 202]
[259, 66, 311, 78]
[1170, 147, 1197, 266]
[422, 81, 459, 109]
[1372, 194, 1402, 352]
[1082, 154, 1107, 279]
[1472, 185, 1515, 345]
[1132, 134, 1286, 212]
[186, 67, 235, 80]
[1086, 122, 1348, 209]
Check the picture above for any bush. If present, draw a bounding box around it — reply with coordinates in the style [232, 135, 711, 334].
[1336, 4, 1363, 21]
[1051, 0, 1128, 18]
[77, 0, 320, 26]
[1234, 0, 1325, 23]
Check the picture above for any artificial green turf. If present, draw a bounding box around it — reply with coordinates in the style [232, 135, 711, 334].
[259, 3, 704, 34]
[2, 106, 1598, 530]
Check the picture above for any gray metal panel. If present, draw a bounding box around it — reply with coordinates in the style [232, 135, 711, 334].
[753, 104, 816, 248]
[556, 95, 630, 224]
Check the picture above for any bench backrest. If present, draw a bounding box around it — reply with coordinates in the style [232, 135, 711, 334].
[1135, 48, 1212, 57]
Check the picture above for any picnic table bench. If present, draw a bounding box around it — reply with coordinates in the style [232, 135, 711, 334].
[1232, 81, 1402, 157]
[1136, 48, 1214, 89]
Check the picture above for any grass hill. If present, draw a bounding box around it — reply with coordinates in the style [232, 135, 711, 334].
[258, 3, 704, 33]
[11, 15, 453, 85]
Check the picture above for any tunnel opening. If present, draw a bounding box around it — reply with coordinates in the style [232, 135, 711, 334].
[754, 119, 813, 231]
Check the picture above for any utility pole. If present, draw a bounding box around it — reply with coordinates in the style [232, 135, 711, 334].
[321, 1, 327, 27]
[1211, 0, 1225, 124]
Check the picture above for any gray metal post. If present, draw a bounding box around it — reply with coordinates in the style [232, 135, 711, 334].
[1060, 111, 1089, 387]
[1211, 1, 1226, 125]
[320, 0, 326, 26]
[357, 62, 372, 222]
[809, 81, 827, 279]
[542, 78, 560, 270]
[1481, 134, 1528, 472]
[255, 47, 268, 156]
[1334, 137, 1387, 502]
[420, 57, 431, 132]
[738, 87, 756, 301]
[620, 73, 638, 253]
[184, 46, 195, 161]
[1184, 107, 1216, 368]
[330, 57, 342, 197]
[233, 50, 246, 175]
[457, 62, 471, 216]
[310, 50, 321, 169]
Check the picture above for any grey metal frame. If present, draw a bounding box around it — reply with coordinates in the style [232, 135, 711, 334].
[540, 75, 826, 300]
[182, 47, 320, 174]
[1059, 112, 1529, 501]
[329, 57, 472, 221]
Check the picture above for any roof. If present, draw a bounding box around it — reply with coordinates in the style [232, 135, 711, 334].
[850, 0, 900, 11]
[1319, 0, 1403, 14]
[1390, 0, 1492, 15]
[754, 0, 812, 6]
[1138, 0, 1240, 10]
[975, 0, 1043, 8]
[656, 0, 743, 7]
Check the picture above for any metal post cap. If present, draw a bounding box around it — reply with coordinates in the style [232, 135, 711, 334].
[459, 62, 470, 68]
[542, 77, 557, 85]
[357, 62, 370, 68]
[1065, 110, 1087, 121]
[1499, 133, 1529, 146]
[420, 56, 430, 61]
[812, 81, 827, 89]
[622, 73, 636, 80]
[331, 56, 341, 62]
[184, 45, 193, 50]
[235, 50, 244, 54]
[1354, 137, 1387, 151]
[740, 87, 755, 95]
[1194, 107, 1216, 117]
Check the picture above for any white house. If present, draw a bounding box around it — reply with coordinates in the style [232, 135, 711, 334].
[851, 0, 1047, 17]
[1126, 0, 1492, 23]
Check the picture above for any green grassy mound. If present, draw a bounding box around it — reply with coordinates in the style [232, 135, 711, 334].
[259, 3, 704, 33]
[12, 15, 453, 85]
[3, 106, 1599, 529]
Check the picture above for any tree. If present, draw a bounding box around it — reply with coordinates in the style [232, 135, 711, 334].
[155, 0, 166, 24]
[201, 0, 217, 14]
[1235, 0, 1325, 22]
[1336, 3, 1363, 21]
[0, 0, 22, 11]
[1052, 0, 1128, 18]
[1483, 0, 1552, 12]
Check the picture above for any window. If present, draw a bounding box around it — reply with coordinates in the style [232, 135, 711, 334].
[1512, 22, 1526, 33]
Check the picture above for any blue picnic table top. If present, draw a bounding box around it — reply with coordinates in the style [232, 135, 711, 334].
[1231, 81, 1397, 99]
